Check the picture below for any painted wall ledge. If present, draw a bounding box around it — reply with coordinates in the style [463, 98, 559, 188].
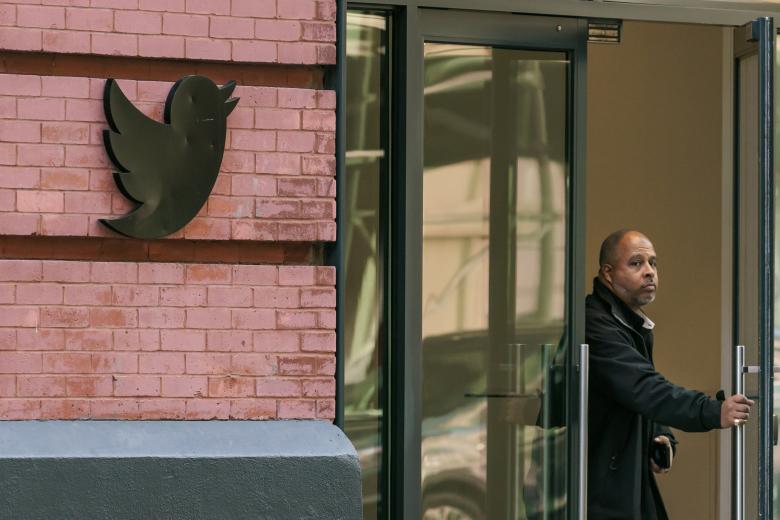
[0, 420, 362, 519]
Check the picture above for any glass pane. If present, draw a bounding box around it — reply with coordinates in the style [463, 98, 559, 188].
[344, 11, 388, 520]
[422, 43, 569, 519]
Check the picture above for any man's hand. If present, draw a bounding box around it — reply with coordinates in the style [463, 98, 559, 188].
[721, 394, 754, 428]
[650, 436, 673, 474]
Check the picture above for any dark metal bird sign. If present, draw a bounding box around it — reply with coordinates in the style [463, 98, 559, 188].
[100, 75, 239, 239]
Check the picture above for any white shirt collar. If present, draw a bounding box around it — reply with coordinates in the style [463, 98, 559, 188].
[636, 309, 655, 330]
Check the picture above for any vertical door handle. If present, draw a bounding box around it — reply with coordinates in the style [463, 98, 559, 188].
[773, 414, 778, 446]
[734, 345, 744, 520]
[578, 344, 589, 520]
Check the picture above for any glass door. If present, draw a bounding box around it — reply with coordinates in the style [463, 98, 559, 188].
[410, 10, 587, 520]
[733, 16, 774, 520]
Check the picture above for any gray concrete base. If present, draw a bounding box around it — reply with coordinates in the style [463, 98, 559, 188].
[0, 420, 362, 520]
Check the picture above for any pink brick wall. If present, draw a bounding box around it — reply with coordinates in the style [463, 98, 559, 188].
[0, 259, 336, 420]
[0, 1, 336, 64]
[0, 1, 337, 422]
[0, 73, 336, 241]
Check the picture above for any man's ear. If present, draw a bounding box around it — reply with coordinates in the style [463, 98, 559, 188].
[601, 264, 613, 285]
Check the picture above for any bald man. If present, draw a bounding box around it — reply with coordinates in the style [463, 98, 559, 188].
[587, 230, 751, 519]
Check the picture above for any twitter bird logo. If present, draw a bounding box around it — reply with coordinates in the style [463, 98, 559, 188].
[100, 75, 239, 239]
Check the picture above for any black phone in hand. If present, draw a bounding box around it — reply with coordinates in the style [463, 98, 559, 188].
[651, 441, 671, 469]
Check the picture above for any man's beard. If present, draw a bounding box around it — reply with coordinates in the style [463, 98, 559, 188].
[635, 292, 656, 306]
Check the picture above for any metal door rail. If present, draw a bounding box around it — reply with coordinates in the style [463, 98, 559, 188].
[578, 344, 589, 519]
[734, 344, 744, 520]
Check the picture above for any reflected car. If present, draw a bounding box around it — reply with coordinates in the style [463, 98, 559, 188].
[344, 324, 567, 520]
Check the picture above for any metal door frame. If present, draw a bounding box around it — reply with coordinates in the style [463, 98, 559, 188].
[413, 11, 587, 520]
[414, 9, 588, 520]
[334, 3, 779, 520]
[732, 16, 775, 520]
[337, 6, 587, 519]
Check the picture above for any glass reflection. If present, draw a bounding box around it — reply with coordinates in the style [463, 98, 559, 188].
[344, 11, 387, 520]
[422, 44, 568, 519]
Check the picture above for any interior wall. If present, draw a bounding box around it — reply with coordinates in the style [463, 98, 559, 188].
[586, 21, 725, 519]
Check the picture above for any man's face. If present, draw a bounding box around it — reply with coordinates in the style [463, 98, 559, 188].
[602, 232, 658, 310]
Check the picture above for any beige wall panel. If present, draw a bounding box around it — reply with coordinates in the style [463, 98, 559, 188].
[587, 21, 724, 519]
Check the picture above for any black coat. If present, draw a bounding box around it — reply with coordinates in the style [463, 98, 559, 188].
[586, 278, 722, 519]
